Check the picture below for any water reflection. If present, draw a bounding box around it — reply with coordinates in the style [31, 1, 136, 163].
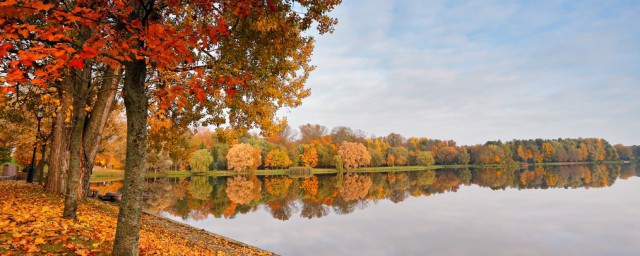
[88, 164, 639, 221]
[88, 164, 640, 254]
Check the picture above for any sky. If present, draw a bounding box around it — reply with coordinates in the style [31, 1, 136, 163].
[276, 0, 640, 146]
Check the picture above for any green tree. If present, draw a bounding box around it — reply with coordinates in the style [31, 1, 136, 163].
[456, 147, 470, 165]
[417, 151, 435, 166]
[189, 149, 213, 172]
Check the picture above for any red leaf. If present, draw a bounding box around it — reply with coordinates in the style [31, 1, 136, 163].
[225, 88, 237, 97]
[0, 43, 13, 56]
[68, 59, 84, 70]
[1, 86, 16, 94]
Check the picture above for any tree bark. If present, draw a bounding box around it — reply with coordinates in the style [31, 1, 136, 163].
[63, 65, 92, 219]
[80, 65, 122, 197]
[44, 86, 72, 194]
[113, 59, 147, 255]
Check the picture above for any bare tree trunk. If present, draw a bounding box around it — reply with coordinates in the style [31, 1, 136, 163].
[113, 59, 147, 255]
[44, 87, 72, 194]
[80, 66, 122, 197]
[63, 65, 92, 219]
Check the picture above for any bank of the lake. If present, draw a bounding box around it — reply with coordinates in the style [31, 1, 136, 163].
[0, 181, 274, 255]
[107, 160, 634, 179]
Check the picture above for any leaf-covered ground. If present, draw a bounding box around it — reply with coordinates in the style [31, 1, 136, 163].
[0, 181, 274, 255]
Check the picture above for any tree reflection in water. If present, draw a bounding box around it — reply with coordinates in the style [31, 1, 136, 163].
[130, 164, 640, 220]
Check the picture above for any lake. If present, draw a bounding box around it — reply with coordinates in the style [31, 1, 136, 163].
[92, 164, 640, 255]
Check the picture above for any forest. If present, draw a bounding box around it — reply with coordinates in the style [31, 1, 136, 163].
[85, 122, 640, 172]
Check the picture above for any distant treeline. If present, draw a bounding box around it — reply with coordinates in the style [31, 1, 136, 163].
[160, 124, 639, 170]
[92, 123, 638, 171]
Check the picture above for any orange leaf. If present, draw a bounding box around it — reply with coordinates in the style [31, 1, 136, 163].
[79, 45, 99, 59]
[32, 2, 54, 11]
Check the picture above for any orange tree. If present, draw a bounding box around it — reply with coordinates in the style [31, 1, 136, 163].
[1, 0, 341, 254]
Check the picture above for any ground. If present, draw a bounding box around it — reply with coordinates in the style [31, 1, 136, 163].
[0, 181, 274, 255]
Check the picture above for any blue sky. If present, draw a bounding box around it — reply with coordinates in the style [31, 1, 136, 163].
[278, 0, 640, 145]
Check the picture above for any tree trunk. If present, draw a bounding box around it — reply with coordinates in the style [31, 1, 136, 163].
[44, 86, 72, 194]
[80, 66, 122, 197]
[63, 65, 92, 219]
[113, 59, 148, 255]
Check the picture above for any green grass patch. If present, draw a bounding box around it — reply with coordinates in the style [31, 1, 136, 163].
[91, 161, 632, 181]
[90, 168, 124, 182]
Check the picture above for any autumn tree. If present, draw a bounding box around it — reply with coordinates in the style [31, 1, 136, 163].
[385, 133, 405, 147]
[416, 151, 435, 166]
[436, 146, 458, 165]
[2, 0, 341, 254]
[614, 144, 633, 160]
[299, 124, 328, 143]
[95, 109, 127, 170]
[265, 149, 292, 169]
[189, 149, 213, 172]
[227, 143, 262, 172]
[300, 144, 319, 167]
[387, 147, 409, 166]
[338, 142, 371, 169]
[330, 126, 359, 144]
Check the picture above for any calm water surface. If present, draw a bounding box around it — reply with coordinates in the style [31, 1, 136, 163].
[94, 164, 640, 255]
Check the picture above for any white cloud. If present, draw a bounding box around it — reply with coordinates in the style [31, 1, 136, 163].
[279, 0, 640, 145]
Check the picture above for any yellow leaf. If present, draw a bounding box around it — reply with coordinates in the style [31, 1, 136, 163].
[34, 237, 45, 245]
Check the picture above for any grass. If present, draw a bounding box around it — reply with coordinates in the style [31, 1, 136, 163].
[90, 168, 124, 182]
[527, 160, 631, 166]
[90, 160, 636, 180]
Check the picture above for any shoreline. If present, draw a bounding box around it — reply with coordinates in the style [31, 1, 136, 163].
[137, 160, 636, 178]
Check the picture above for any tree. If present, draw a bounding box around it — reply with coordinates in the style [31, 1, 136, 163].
[330, 126, 356, 144]
[2, 0, 341, 254]
[385, 133, 405, 147]
[436, 146, 458, 165]
[417, 151, 435, 166]
[614, 144, 633, 160]
[300, 145, 319, 167]
[227, 143, 262, 172]
[338, 142, 371, 169]
[541, 142, 556, 162]
[456, 147, 470, 165]
[299, 124, 328, 143]
[189, 149, 213, 172]
[265, 149, 292, 169]
[387, 147, 409, 166]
